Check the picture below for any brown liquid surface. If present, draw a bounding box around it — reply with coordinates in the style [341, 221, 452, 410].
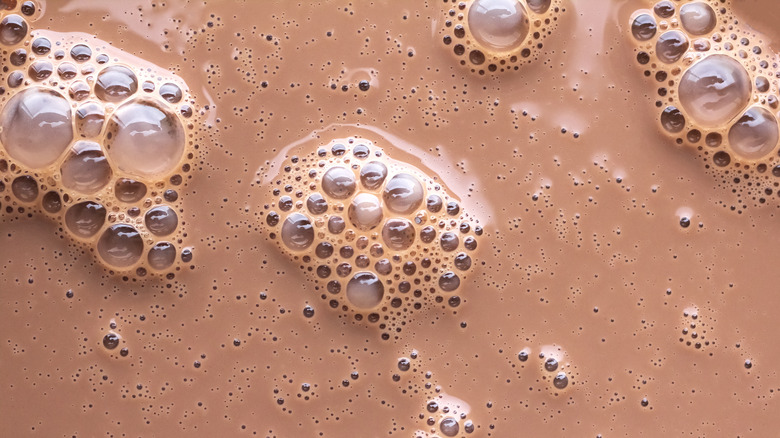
[2, 0, 780, 436]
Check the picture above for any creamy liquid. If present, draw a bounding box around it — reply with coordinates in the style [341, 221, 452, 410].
[1, 0, 780, 436]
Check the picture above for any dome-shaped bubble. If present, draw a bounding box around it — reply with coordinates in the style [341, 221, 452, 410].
[383, 173, 424, 214]
[661, 106, 685, 133]
[306, 192, 328, 215]
[527, 0, 551, 14]
[359, 161, 388, 190]
[679, 55, 751, 127]
[114, 178, 147, 203]
[440, 417, 460, 437]
[281, 212, 314, 250]
[440, 232, 460, 252]
[0, 14, 28, 46]
[11, 175, 38, 202]
[553, 372, 569, 389]
[439, 271, 461, 292]
[70, 44, 92, 62]
[144, 205, 178, 236]
[656, 30, 689, 64]
[65, 201, 106, 238]
[328, 215, 346, 234]
[468, 0, 530, 52]
[348, 192, 384, 231]
[60, 141, 113, 194]
[0, 87, 74, 169]
[147, 241, 176, 270]
[381, 218, 415, 251]
[346, 272, 384, 309]
[42, 191, 62, 214]
[159, 83, 183, 104]
[104, 101, 185, 178]
[680, 3, 716, 36]
[95, 65, 138, 102]
[631, 13, 657, 41]
[28, 60, 53, 81]
[98, 224, 144, 268]
[76, 102, 106, 138]
[728, 107, 779, 160]
[321, 166, 356, 199]
[454, 252, 472, 270]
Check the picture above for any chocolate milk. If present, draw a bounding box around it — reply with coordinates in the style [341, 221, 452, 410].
[1, 0, 779, 436]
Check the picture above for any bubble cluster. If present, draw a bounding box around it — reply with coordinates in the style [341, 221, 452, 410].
[260, 139, 482, 338]
[0, 2, 200, 275]
[439, 0, 565, 74]
[628, 0, 780, 201]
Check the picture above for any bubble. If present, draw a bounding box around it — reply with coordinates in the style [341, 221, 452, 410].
[467, 0, 530, 52]
[553, 372, 569, 389]
[440, 232, 460, 252]
[544, 358, 559, 371]
[328, 215, 346, 234]
[426, 194, 443, 213]
[114, 178, 147, 203]
[102, 333, 120, 350]
[0, 87, 74, 169]
[148, 242, 176, 270]
[420, 226, 437, 243]
[306, 192, 328, 215]
[75, 102, 105, 138]
[321, 166, 356, 199]
[656, 30, 689, 64]
[281, 213, 315, 250]
[440, 417, 460, 437]
[31, 37, 50, 55]
[680, 2, 716, 36]
[20, 1, 35, 16]
[41, 191, 62, 214]
[98, 224, 144, 268]
[439, 271, 461, 292]
[315, 242, 334, 258]
[631, 13, 657, 41]
[679, 55, 751, 127]
[346, 272, 384, 309]
[145, 206, 179, 236]
[95, 65, 139, 102]
[0, 14, 28, 46]
[159, 83, 183, 103]
[381, 218, 416, 251]
[70, 44, 92, 62]
[105, 101, 185, 178]
[60, 141, 113, 194]
[705, 132, 722, 148]
[383, 173, 424, 214]
[727, 107, 779, 160]
[375, 258, 392, 275]
[527, 0, 551, 14]
[7, 71, 23, 88]
[454, 252, 472, 270]
[9, 48, 26, 65]
[57, 62, 77, 80]
[661, 106, 685, 133]
[65, 201, 106, 238]
[11, 175, 37, 202]
[653, 0, 675, 18]
[69, 81, 90, 101]
[713, 150, 731, 167]
[28, 60, 53, 81]
[348, 193, 384, 230]
[359, 161, 388, 190]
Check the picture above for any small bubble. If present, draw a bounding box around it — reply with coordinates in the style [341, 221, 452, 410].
[103, 333, 120, 350]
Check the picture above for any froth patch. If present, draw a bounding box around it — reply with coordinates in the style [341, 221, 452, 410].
[259, 138, 482, 340]
[0, 2, 201, 276]
[628, 0, 780, 206]
[439, 0, 565, 74]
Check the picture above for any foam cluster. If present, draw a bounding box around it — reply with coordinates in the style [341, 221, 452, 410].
[629, 0, 780, 201]
[260, 139, 482, 339]
[0, 1, 199, 275]
[439, 0, 565, 74]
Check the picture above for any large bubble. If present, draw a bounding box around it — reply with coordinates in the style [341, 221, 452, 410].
[728, 107, 779, 160]
[95, 65, 139, 102]
[678, 55, 751, 127]
[98, 224, 144, 268]
[0, 88, 74, 169]
[105, 101, 185, 178]
[383, 173, 424, 214]
[65, 201, 106, 238]
[321, 166, 356, 199]
[60, 141, 113, 194]
[348, 193, 384, 231]
[346, 272, 384, 309]
[281, 213, 315, 250]
[381, 218, 415, 251]
[468, 0, 530, 52]
[680, 2, 716, 36]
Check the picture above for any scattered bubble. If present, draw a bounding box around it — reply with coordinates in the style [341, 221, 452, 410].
[41, 191, 61, 214]
[102, 333, 120, 350]
[159, 83, 183, 103]
[439, 417, 460, 437]
[439, 271, 461, 292]
[553, 372, 569, 389]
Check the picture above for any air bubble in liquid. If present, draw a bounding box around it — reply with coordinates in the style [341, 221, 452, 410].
[439, 271, 461, 292]
[348, 192, 384, 231]
[95, 65, 139, 102]
[656, 30, 689, 64]
[527, 0, 551, 14]
[114, 178, 147, 203]
[727, 107, 779, 160]
[98, 224, 144, 268]
[440, 417, 460, 437]
[144, 206, 178, 236]
[75, 102, 106, 138]
[281, 213, 315, 250]
[60, 141, 113, 194]
[467, 0, 530, 52]
[105, 101, 185, 178]
[65, 201, 106, 238]
[383, 173, 424, 214]
[631, 13, 657, 41]
[680, 2, 716, 36]
[359, 161, 388, 190]
[346, 271, 384, 309]
[148, 242, 176, 270]
[11, 175, 38, 202]
[0, 87, 74, 169]
[678, 55, 751, 127]
[321, 166, 357, 199]
[159, 83, 183, 104]
[381, 218, 416, 251]
[0, 14, 28, 46]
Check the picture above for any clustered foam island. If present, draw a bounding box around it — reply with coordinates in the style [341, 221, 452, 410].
[629, 0, 780, 204]
[0, 0, 200, 275]
[439, 0, 565, 74]
[260, 139, 482, 340]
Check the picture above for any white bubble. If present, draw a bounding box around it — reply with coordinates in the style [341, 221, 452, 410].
[679, 55, 751, 127]
[468, 0, 530, 52]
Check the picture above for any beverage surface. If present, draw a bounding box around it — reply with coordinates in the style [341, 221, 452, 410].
[1, 0, 779, 436]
